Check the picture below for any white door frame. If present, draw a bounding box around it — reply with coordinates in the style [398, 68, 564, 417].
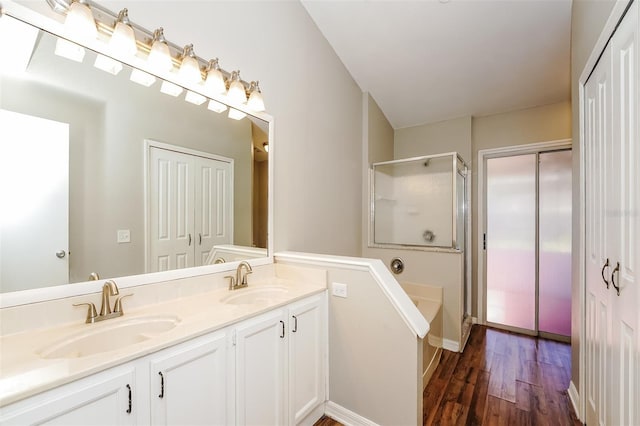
[476, 138, 572, 327]
[575, 1, 634, 421]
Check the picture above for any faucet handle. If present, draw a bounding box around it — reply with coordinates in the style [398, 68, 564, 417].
[225, 275, 236, 290]
[73, 302, 98, 323]
[113, 294, 133, 314]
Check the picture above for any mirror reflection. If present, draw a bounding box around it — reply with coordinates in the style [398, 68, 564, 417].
[0, 17, 269, 293]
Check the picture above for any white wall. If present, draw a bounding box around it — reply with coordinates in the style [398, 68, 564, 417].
[395, 116, 472, 164]
[569, 0, 616, 392]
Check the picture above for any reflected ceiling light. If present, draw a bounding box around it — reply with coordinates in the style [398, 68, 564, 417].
[203, 58, 226, 95]
[207, 99, 228, 113]
[227, 70, 247, 105]
[247, 81, 265, 112]
[185, 91, 207, 105]
[54, 38, 85, 62]
[0, 15, 40, 75]
[64, 0, 97, 42]
[130, 68, 156, 86]
[160, 80, 183, 97]
[147, 28, 173, 73]
[263, 142, 269, 153]
[94, 54, 123, 74]
[108, 9, 137, 59]
[228, 107, 247, 121]
[178, 44, 202, 85]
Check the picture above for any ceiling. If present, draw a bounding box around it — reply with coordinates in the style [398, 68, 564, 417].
[302, 0, 572, 129]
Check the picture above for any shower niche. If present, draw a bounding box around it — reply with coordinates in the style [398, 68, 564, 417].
[370, 152, 468, 251]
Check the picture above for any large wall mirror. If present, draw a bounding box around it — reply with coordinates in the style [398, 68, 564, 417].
[0, 3, 271, 296]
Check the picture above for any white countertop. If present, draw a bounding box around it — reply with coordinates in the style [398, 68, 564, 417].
[0, 278, 325, 407]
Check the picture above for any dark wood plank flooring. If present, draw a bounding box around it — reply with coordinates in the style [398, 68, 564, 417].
[315, 325, 581, 425]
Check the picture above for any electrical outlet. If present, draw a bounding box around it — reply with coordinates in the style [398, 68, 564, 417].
[332, 282, 348, 298]
[117, 229, 131, 243]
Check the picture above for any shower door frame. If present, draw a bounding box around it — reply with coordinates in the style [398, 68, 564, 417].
[368, 151, 468, 252]
[477, 139, 572, 340]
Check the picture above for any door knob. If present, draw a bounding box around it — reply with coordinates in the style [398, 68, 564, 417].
[56, 250, 66, 259]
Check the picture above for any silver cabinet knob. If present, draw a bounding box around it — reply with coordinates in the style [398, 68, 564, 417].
[56, 250, 66, 259]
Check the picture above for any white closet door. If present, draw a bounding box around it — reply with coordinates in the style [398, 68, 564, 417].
[194, 157, 233, 266]
[149, 148, 195, 272]
[609, 3, 638, 424]
[584, 44, 612, 426]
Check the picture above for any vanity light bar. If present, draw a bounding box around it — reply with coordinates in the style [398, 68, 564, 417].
[47, 0, 265, 113]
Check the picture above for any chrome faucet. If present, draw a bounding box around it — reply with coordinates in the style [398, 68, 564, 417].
[226, 261, 253, 290]
[73, 280, 133, 324]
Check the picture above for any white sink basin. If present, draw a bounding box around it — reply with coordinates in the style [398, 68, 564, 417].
[220, 286, 288, 305]
[38, 314, 181, 359]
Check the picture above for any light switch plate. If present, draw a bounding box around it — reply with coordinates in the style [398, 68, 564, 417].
[117, 229, 131, 243]
[332, 282, 348, 298]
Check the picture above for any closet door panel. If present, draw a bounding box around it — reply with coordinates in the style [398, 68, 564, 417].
[584, 44, 613, 426]
[610, 3, 638, 424]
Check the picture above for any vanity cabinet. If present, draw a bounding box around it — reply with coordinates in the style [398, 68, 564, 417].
[0, 292, 326, 426]
[149, 330, 230, 425]
[235, 293, 326, 425]
[0, 365, 136, 425]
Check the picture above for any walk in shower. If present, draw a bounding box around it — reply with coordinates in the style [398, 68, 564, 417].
[370, 153, 468, 251]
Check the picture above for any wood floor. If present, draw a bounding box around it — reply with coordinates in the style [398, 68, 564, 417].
[316, 325, 581, 425]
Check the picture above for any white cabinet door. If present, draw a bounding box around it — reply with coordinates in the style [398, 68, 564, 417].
[0, 365, 135, 426]
[288, 294, 326, 425]
[149, 330, 230, 426]
[235, 308, 287, 426]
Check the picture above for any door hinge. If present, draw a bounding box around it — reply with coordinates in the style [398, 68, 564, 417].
[483, 233, 487, 250]
[232, 330, 237, 346]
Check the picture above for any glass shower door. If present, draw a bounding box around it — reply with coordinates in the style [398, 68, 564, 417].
[538, 150, 572, 336]
[485, 149, 572, 337]
[486, 154, 537, 330]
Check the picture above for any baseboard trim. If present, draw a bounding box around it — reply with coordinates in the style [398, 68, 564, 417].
[442, 338, 460, 352]
[568, 381, 580, 422]
[325, 401, 379, 426]
[297, 404, 326, 426]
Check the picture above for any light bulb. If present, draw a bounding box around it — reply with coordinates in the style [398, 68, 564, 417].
[178, 44, 202, 85]
[247, 81, 265, 112]
[207, 99, 228, 113]
[109, 9, 137, 59]
[64, 1, 97, 42]
[204, 59, 226, 95]
[228, 108, 246, 120]
[227, 70, 247, 105]
[148, 28, 172, 73]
